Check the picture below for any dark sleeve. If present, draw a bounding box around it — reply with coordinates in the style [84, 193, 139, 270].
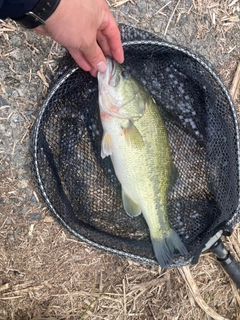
[0, 0, 40, 19]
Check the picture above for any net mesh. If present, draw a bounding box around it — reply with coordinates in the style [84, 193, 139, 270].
[31, 24, 240, 266]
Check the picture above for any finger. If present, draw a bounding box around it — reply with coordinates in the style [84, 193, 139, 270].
[82, 41, 107, 73]
[69, 48, 98, 77]
[97, 29, 112, 58]
[100, 17, 124, 64]
[89, 67, 98, 77]
[68, 47, 92, 71]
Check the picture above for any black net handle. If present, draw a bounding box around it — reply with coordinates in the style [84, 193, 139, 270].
[210, 239, 240, 288]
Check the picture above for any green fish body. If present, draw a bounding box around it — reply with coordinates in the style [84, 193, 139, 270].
[98, 58, 187, 267]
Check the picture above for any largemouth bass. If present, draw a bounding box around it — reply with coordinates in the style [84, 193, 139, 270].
[98, 58, 188, 267]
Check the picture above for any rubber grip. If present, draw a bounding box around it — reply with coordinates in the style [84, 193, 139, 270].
[218, 253, 240, 288]
[210, 239, 240, 288]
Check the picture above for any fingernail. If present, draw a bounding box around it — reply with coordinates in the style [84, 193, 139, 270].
[96, 61, 107, 73]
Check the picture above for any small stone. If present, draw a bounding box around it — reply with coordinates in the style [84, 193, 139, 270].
[26, 213, 42, 221]
[6, 219, 12, 225]
[11, 114, 25, 123]
[21, 207, 29, 215]
[8, 234, 14, 241]
[30, 195, 37, 202]
[22, 65, 28, 72]
[5, 87, 13, 95]
[44, 215, 55, 223]
[0, 95, 8, 106]
[18, 180, 28, 189]
[153, 26, 161, 33]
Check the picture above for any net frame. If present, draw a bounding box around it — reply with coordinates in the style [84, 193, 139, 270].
[31, 24, 240, 267]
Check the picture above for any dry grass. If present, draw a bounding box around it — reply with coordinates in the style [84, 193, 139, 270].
[1, 1, 240, 319]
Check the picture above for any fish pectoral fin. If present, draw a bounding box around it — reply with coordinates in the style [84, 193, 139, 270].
[121, 120, 144, 148]
[101, 132, 113, 158]
[122, 190, 141, 217]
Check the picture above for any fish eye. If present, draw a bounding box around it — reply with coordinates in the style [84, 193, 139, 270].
[121, 70, 130, 79]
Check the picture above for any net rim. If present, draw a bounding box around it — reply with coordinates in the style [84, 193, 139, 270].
[31, 32, 240, 267]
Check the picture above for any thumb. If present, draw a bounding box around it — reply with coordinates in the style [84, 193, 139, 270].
[82, 42, 107, 73]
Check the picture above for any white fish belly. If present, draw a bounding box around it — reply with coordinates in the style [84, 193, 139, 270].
[101, 117, 144, 203]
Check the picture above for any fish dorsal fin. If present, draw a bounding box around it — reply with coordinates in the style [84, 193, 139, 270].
[122, 189, 141, 217]
[101, 132, 113, 158]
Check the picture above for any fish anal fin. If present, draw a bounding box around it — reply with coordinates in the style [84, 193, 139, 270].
[101, 132, 113, 158]
[122, 189, 141, 217]
[151, 229, 188, 268]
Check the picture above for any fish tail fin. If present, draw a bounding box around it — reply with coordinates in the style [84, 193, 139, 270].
[151, 229, 188, 268]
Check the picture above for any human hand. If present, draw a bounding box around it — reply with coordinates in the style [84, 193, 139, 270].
[34, 0, 124, 76]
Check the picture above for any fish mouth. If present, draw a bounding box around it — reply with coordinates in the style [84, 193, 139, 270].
[108, 59, 120, 88]
[98, 58, 140, 119]
[99, 57, 119, 88]
[97, 57, 117, 87]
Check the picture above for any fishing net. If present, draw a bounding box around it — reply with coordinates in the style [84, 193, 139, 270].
[31, 24, 240, 267]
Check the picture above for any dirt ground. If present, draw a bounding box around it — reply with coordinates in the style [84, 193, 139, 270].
[1, 1, 240, 319]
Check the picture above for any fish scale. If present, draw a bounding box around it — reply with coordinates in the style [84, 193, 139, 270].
[132, 96, 170, 234]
